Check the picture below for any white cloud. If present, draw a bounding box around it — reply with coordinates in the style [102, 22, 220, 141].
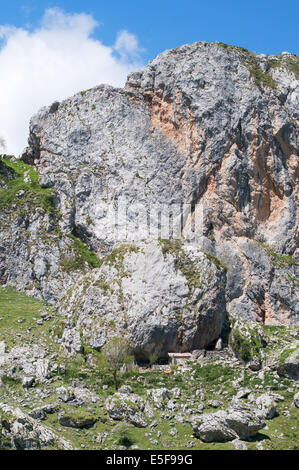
[0, 8, 143, 156]
[115, 30, 141, 61]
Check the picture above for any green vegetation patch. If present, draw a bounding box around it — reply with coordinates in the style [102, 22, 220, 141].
[217, 42, 299, 87]
[217, 42, 251, 55]
[193, 363, 235, 383]
[0, 156, 55, 215]
[60, 234, 103, 272]
[279, 343, 299, 365]
[256, 242, 299, 269]
[268, 55, 299, 80]
[244, 60, 277, 90]
[60, 239, 139, 274]
[158, 239, 225, 291]
[105, 244, 139, 266]
[0, 286, 57, 349]
[229, 324, 262, 363]
[104, 244, 139, 277]
[202, 252, 228, 271]
[158, 239, 202, 290]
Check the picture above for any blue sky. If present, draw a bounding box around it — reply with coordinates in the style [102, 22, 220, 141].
[2, 0, 299, 60]
[1, 0, 298, 155]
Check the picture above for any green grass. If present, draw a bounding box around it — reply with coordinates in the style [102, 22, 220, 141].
[193, 363, 236, 384]
[1, 339, 297, 450]
[0, 156, 55, 215]
[260, 405, 298, 450]
[0, 286, 57, 349]
[60, 234, 103, 272]
[229, 327, 262, 363]
[0, 285, 71, 362]
[256, 242, 299, 268]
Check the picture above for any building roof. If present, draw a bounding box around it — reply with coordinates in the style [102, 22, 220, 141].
[168, 352, 192, 358]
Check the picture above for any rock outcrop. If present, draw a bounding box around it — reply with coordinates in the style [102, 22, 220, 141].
[277, 341, 299, 380]
[105, 391, 154, 427]
[60, 240, 226, 360]
[0, 403, 73, 450]
[1, 41, 298, 359]
[190, 401, 265, 442]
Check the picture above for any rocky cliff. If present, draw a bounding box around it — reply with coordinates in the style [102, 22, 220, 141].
[1, 41, 298, 359]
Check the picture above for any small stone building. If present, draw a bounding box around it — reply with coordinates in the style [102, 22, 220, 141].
[168, 352, 192, 365]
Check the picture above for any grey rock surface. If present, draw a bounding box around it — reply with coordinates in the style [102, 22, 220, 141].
[190, 401, 265, 442]
[59, 240, 226, 359]
[58, 414, 97, 429]
[105, 392, 154, 427]
[0, 403, 72, 449]
[21, 41, 298, 326]
[277, 343, 299, 380]
[1, 41, 298, 363]
[293, 392, 299, 408]
[255, 393, 278, 419]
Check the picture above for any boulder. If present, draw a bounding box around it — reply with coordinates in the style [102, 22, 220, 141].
[292, 392, 299, 408]
[58, 413, 97, 429]
[61, 240, 226, 361]
[105, 392, 154, 427]
[255, 393, 278, 419]
[61, 328, 83, 356]
[56, 386, 74, 403]
[146, 388, 171, 409]
[29, 403, 60, 420]
[35, 359, 51, 381]
[190, 402, 265, 442]
[277, 345, 299, 380]
[0, 403, 72, 450]
[22, 376, 35, 389]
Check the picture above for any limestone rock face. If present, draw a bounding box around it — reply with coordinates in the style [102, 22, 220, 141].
[60, 240, 226, 360]
[1, 42, 298, 359]
[22, 42, 298, 326]
[0, 202, 81, 305]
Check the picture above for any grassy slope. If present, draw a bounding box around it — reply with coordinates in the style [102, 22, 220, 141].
[0, 287, 298, 450]
[0, 286, 59, 349]
[0, 156, 55, 215]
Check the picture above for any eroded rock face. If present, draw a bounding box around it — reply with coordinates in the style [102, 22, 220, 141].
[0, 202, 81, 304]
[60, 240, 226, 360]
[21, 42, 298, 327]
[1, 42, 298, 360]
